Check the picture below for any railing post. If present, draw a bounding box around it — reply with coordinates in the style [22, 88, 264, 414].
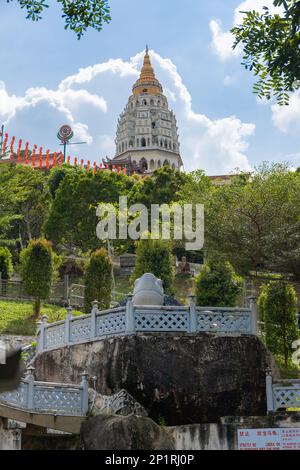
[249, 296, 258, 335]
[126, 294, 135, 334]
[80, 371, 89, 415]
[266, 369, 274, 413]
[189, 295, 197, 333]
[37, 315, 47, 352]
[25, 366, 35, 410]
[65, 306, 73, 345]
[91, 300, 98, 339]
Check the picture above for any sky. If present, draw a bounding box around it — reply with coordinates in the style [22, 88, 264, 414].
[1, 0, 300, 175]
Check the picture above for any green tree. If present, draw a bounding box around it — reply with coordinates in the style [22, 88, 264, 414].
[0, 164, 49, 250]
[84, 248, 112, 313]
[231, 0, 300, 105]
[48, 165, 73, 199]
[258, 281, 299, 367]
[20, 239, 54, 317]
[131, 239, 175, 294]
[44, 167, 134, 251]
[205, 163, 300, 276]
[129, 166, 189, 208]
[0, 247, 13, 280]
[195, 260, 243, 307]
[7, 0, 111, 39]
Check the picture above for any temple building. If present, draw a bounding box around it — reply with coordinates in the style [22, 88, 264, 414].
[104, 47, 183, 174]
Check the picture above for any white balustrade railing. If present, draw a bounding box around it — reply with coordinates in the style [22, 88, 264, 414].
[36, 296, 257, 353]
[0, 367, 89, 416]
[266, 370, 300, 412]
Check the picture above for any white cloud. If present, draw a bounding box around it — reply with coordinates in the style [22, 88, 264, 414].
[0, 50, 255, 175]
[272, 91, 300, 133]
[210, 19, 241, 61]
[224, 75, 237, 86]
[210, 0, 281, 61]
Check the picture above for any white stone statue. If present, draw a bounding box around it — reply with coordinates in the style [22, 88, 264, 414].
[133, 273, 164, 306]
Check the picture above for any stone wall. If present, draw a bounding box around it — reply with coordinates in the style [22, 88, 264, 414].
[0, 418, 21, 450]
[170, 413, 300, 450]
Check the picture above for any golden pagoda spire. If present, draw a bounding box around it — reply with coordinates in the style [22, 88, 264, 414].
[132, 46, 163, 96]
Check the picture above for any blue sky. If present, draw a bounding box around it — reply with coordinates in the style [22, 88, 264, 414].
[1, 0, 300, 174]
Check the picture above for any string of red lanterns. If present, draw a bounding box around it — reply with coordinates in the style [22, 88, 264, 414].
[0, 133, 136, 175]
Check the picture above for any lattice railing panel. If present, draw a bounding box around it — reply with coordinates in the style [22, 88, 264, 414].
[71, 318, 92, 343]
[33, 386, 82, 414]
[0, 381, 28, 407]
[196, 312, 251, 333]
[273, 386, 300, 410]
[135, 310, 188, 331]
[96, 311, 126, 336]
[45, 324, 65, 348]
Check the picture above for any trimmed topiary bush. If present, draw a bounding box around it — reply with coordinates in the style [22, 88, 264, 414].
[20, 239, 54, 317]
[131, 239, 175, 294]
[258, 281, 299, 367]
[195, 259, 243, 307]
[84, 248, 112, 313]
[0, 247, 13, 280]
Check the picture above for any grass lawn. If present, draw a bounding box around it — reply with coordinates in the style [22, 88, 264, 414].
[0, 300, 83, 336]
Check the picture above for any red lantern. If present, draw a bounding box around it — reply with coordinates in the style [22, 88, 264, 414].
[38, 147, 43, 168]
[31, 145, 37, 167]
[9, 136, 15, 159]
[17, 139, 22, 162]
[46, 150, 50, 170]
[25, 142, 29, 164]
[2, 133, 8, 157]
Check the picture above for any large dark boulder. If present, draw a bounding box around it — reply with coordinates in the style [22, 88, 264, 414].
[81, 415, 174, 450]
[34, 333, 276, 425]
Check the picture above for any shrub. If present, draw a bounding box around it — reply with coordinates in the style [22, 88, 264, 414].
[0, 247, 13, 280]
[131, 239, 175, 294]
[84, 248, 112, 313]
[195, 259, 243, 307]
[258, 281, 299, 367]
[20, 239, 54, 317]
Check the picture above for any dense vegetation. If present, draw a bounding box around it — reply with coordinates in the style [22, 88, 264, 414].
[20, 238, 54, 317]
[195, 260, 243, 307]
[258, 281, 299, 367]
[2, 162, 300, 278]
[84, 248, 112, 312]
[0, 162, 300, 375]
[131, 239, 175, 294]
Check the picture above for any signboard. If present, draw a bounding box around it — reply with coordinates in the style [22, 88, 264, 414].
[238, 428, 300, 450]
[57, 124, 73, 143]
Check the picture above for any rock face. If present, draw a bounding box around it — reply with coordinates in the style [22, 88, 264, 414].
[88, 388, 148, 417]
[34, 333, 276, 425]
[81, 415, 174, 450]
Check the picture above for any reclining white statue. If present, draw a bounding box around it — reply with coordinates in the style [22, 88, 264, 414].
[133, 273, 164, 306]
